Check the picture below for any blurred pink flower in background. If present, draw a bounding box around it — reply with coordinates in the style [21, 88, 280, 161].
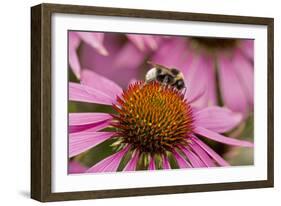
[69, 32, 108, 79]
[151, 37, 254, 117]
[69, 32, 163, 87]
[68, 70, 253, 173]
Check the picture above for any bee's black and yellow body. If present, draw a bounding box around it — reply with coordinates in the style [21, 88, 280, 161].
[145, 62, 186, 91]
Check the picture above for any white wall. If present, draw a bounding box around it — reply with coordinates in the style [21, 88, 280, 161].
[0, 0, 279, 205]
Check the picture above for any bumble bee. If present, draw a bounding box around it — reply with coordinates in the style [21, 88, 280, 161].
[145, 62, 186, 91]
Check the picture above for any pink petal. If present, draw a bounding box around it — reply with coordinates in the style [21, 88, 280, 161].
[194, 126, 254, 147]
[81, 69, 123, 98]
[184, 55, 212, 108]
[143, 35, 158, 50]
[204, 59, 217, 105]
[68, 32, 81, 79]
[232, 51, 254, 107]
[123, 150, 139, 171]
[69, 131, 114, 157]
[68, 161, 87, 174]
[87, 146, 130, 173]
[69, 32, 80, 49]
[127, 34, 145, 50]
[127, 34, 159, 51]
[151, 40, 186, 79]
[152, 37, 189, 68]
[162, 155, 171, 169]
[69, 113, 112, 125]
[239, 40, 254, 59]
[217, 55, 249, 114]
[187, 84, 207, 105]
[148, 156, 156, 170]
[69, 120, 110, 133]
[192, 137, 230, 166]
[173, 150, 192, 168]
[189, 140, 215, 167]
[69, 50, 81, 79]
[112, 43, 147, 71]
[69, 82, 116, 105]
[181, 147, 205, 168]
[76, 32, 108, 56]
[194, 106, 242, 133]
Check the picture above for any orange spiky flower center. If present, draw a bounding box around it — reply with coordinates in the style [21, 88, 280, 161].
[112, 81, 194, 155]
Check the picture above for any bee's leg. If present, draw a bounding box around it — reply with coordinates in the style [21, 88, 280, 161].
[182, 88, 187, 96]
[163, 75, 170, 85]
[139, 81, 148, 90]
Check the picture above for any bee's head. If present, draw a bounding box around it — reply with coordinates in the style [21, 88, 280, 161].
[145, 61, 166, 83]
[145, 67, 158, 83]
[146, 61, 186, 91]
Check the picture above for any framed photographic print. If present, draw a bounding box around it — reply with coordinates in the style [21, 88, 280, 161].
[31, 3, 274, 202]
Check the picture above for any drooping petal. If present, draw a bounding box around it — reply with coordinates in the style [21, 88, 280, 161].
[189, 140, 215, 167]
[69, 82, 116, 105]
[239, 40, 254, 60]
[87, 146, 130, 173]
[203, 58, 217, 105]
[76, 32, 108, 56]
[68, 161, 87, 174]
[181, 147, 205, 168]
[232, 51, 254, 107]
[68, 32, 81, 79]
[217, 55, 249, 114]
[127, 34, 145, 50]
[192, 137, 230, 166]
[194, 126, 254, 147]
[172, 150, 192, 168]
[152, 37, 190, 68]
[184, 55, 211, 108]
[148, 155, 156, 170]
[81, 69, 123, 98]
[112, 43, 147, 71]
[123, 150, 139, 171]
[143, 35, 158, 50]
[187, 84, 207, 105]
[162, 155, 171, 169]
[194, 106, 242, 133]
[69, 131, 115, 157]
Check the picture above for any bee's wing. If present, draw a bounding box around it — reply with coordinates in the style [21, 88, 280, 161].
[147, 61, 170, 70]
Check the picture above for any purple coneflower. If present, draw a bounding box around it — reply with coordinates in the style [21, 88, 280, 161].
[69, 70, 253, 173]
[152, 37, 254, 117]
[69, 32, 108, 79]
[69, 32, 161, 84]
